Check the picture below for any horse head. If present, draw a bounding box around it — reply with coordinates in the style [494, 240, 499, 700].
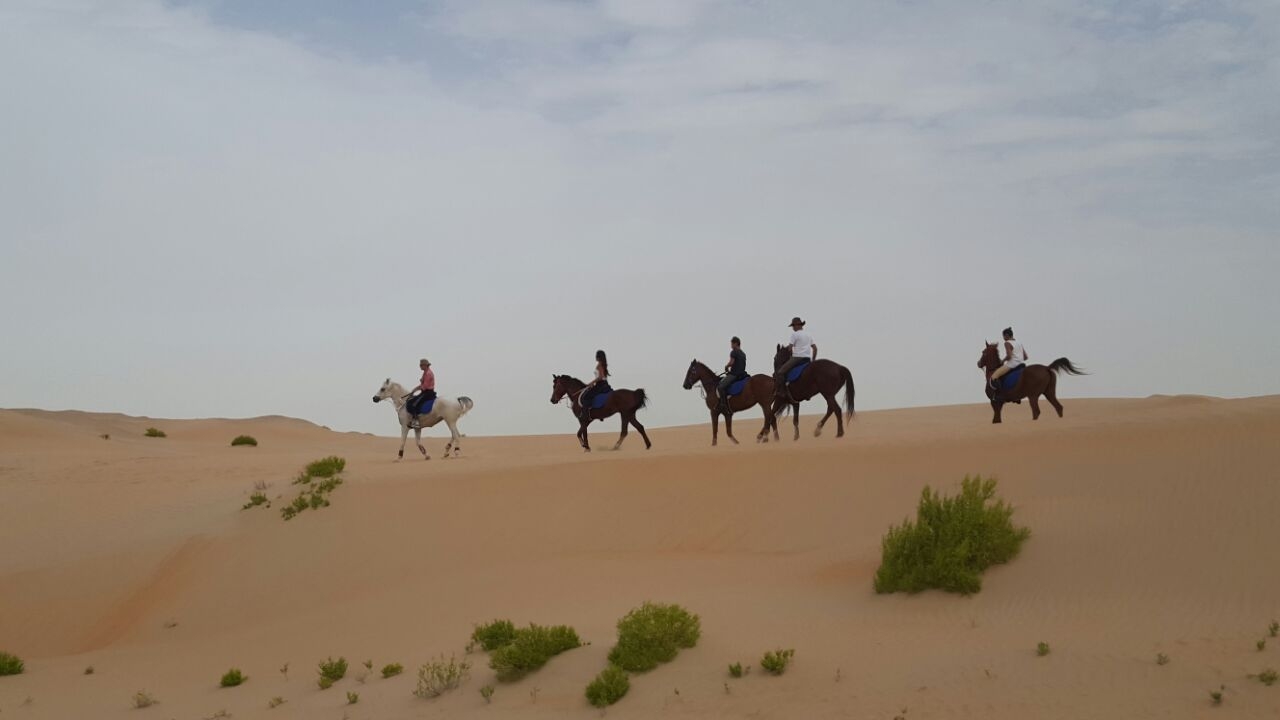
[773, 343, 792, 370]
[372, 377, 394, 403]
[551, 374, 584, 404]
[977, 342, 1000, 370]
[682, 359, 704, 390]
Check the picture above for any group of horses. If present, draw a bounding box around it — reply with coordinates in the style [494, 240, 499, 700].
[373, 343, 1084, 458]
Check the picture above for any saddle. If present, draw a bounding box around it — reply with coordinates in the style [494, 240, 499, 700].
[996, 365, 1025, 392]
[725, 377, 749, 397]
[408, 395, 436, 416]
[785, 361, 810, 383]
[590, 392, 612, 410]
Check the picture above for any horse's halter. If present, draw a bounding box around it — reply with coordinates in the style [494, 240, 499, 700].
[551, 378, 585, 405]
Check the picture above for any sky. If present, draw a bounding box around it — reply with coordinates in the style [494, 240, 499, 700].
[1, 0, 1277, 438]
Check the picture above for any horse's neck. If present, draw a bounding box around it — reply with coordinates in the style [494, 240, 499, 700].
[388, 383, 410, 410]
[696, 364, 718, 389]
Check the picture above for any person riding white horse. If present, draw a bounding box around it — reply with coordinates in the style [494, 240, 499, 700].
[372, 378, 474, 461]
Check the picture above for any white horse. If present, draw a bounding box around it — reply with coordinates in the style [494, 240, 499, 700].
[372, 379, 474, 460]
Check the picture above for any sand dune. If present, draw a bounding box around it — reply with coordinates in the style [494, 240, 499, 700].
[2, 397, 1279, 719]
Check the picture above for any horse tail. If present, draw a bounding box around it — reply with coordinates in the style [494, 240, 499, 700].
[1047, 358, 1087, 376]
[457, 396, 475, 415]
[841, 365, 856, 421]
[633, 389, 648, 411]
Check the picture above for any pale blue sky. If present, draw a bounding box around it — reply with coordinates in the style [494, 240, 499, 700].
[1, 0, 1277, 436]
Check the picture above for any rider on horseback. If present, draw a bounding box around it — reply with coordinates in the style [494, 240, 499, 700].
[717, 336, 747, 413]
[579, 350, 611, 422]
[407, 358, 437, 429]
[775, 317, 816, 395]
[988, 327, 1028, 389]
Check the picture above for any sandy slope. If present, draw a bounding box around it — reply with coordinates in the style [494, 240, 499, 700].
[2, 396, 1279, 719]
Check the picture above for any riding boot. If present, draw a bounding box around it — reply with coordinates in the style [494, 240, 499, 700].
[408, 415, 420, 429]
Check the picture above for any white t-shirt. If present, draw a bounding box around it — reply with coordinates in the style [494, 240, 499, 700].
[1004, 340, 1027, 369]
[789, 330, 814, 360]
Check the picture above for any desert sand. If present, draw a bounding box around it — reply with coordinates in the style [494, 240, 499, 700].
[2, 396, 1279, 719]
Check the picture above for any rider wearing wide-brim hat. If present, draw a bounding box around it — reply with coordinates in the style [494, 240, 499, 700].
[776, 317, 817, 391]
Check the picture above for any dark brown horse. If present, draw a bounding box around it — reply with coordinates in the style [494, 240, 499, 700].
[977, 343, 1086, 423]
[550, 374, 652, 452]
[682, 360, 780, 446]
[771, 345, 856, 441]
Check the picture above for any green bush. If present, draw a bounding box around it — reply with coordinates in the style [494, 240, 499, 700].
[231, 435, 258, 447]
[305, 456, 346, 478]
[381, 662, 403, 679]
[0, 652, 24, 676]
[760, 649, 794, 675]
[132, 691, 157, 708]
[413, 655, 471, 698]
[346, 691, 359, 704]
[585, 665, 630, 708]
[728, 662, 746, 678]
[267, 696, 285, 708]
[1036, 642, 1051, 657]
[489, 624, 581, 681]
[219, 668, 247, 687]
[607, 602, 701, 672]
[874, 476, 1030, 595]
[317, 656, 347, 684]
[144, 427, 166, 438]
[479, 685, 494, 703]
[281, 476, 343, 520]
[1254, 668, 1278, 686]
[471, 619, 518, 652]
[242, 492, 268, 510]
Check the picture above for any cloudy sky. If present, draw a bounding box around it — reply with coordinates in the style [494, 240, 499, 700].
[1, 0, 1277, 437]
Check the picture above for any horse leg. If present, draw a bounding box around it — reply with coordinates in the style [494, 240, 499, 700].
[579, 419, 591, 452]
[710, 410, 719, 447]
[444, 417, 462, 456]
[614, 412, 630, 450]
[630, 415, 652, 449]
[1029, 393, 1042, 420]
[991, 399, 1003, 424]
[831, 391, 845, 438]
[1045, 375, 1064, 417]
[724, 409, 739, 445]
[416, 428, 430, 459]
[791, 402, 800, 441]
[398, 424, 409, 461]
[814, 394, 838, 438]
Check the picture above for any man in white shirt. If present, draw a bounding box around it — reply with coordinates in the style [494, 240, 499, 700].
[775, 316, 816, 392]
[989, 327, 1028, 388]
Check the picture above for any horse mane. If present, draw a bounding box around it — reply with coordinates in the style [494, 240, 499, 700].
[556, 374, 587, 389]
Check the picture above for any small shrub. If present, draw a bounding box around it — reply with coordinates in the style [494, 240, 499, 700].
[414, 655, 471, 698]
[761, 649, 795, 675]
[219, 668, 247, 687]
[317, 676, 334, 690]
[1258, 639, 1267, 652]
[480, 684, 494, 703]
[608, 602, 701, 672]
[381, 662, 403, 678]
[267, 696, 285, 708]
[1156, 653, 1169, 666]
[100, 433, 110, 440]
[490, 624, 582, 681]
[1036, 642, 1051, 657]
[242, 492, 268, 510]
[281, 475, 343, 520]
[346, 691, 359, 704]
[0, 651, 24, 676]
[728, 662, 746, 678]
[585, 665, 630, 708]
[231, 435, 258, 447]
[1210, 685, 1224, 705]
[305, 456, 346, 478]
[874, 476, 1030, 595]
[1270, 621, 1279, 638]
[472, 619, 518, 652]
[318, 656, 347, 684]
[85, 665, 95, 675]
[144, 427, 166, 438]
[132, 691, 157, 708]
[279, 662, 288, 679]
[1253, 668, 1278, 686]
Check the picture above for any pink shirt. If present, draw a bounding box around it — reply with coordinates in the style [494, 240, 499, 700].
[420, 368, 435, 391]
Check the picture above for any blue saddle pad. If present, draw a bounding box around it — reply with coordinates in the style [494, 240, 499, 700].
[591, 392, 611, 409]
[999, 366, 1024, 391]
[785, 361, 810, 383]
[727, 377, 749, 396]
[413, 397, 436, 415]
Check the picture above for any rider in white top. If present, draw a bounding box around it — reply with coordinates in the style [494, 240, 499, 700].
[989, 327, 1028, 387]
[775, 316, 817, 392]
